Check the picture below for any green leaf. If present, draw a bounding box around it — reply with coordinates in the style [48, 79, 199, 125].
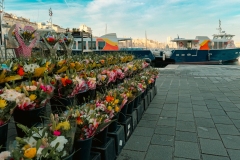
[36, 139, 42, 150]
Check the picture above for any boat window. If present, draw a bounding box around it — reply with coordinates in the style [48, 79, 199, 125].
[78, 41, 86, 50]
[187, 41, 192, 49]
[73, 41, 76, 49]
[88, 41, 96, 50]
[78, 41, 82, 50]
[219, 42, 223, 49]
[98, 41, 106, 50]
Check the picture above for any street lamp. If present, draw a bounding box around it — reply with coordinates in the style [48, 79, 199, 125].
[0, 0, 4, 45]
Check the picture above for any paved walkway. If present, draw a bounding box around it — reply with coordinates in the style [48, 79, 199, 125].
[117, 65, 240, 160]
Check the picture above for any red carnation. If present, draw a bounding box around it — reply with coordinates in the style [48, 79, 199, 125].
[65, 79, 72, 85]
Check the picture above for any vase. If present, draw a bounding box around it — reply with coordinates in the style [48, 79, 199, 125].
[50, 96, 75, 114]
[96, 85, 107, 94]
[63, 150, 75, 160]
[92, 127, 108, 147]
[74, 137, 93, 160]
[0, 122, 8, 152]
[76, 89, 96, 105]
[134, 95, 141, 108]
[108, 113, 119, 132]
[13, 106, 46, 137]
[127, 100, 134, 114]
[118, 104, 128, 123]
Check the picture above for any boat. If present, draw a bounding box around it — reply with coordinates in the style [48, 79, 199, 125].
[161, 20, 240, 64]
[71, 33, 156, 63]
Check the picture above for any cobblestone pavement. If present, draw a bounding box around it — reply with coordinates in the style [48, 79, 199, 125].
[117, 65, 240, 160]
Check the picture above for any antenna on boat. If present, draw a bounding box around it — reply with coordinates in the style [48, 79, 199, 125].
[216, 19, 222, 34]
[48, 7, 53, 29]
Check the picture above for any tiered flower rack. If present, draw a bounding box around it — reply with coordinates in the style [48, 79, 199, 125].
[0, 45, 158, 159]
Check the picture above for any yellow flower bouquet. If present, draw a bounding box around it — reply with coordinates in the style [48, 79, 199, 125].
[10, 122, 75, 160]
[0, 95, 16, 126]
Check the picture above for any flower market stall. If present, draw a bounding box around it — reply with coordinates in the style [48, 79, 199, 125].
[0, 23, 159, 160]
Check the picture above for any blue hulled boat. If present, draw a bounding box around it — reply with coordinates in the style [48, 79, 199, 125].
[162, 21, 240, 64]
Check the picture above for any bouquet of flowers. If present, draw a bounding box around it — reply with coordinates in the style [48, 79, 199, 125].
[86, 70, 96, 90]
[52, 74, 75, 98]
[71, 103, 112, 140]
[10, 118, 75, 160]
[0, 93, 16, 126]
[8, 24, 38, 57]
[11, 24, 37, 46]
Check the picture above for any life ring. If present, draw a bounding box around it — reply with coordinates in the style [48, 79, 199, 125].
[179, 42, 183, 47]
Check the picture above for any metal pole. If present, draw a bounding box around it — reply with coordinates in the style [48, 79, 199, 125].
[81, 31, 83, 53]
[0, 0, 4, 46]
[90, 33, 92, 50]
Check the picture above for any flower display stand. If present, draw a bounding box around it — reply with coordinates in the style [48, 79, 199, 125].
[0, 123, 8, 152]
[120, 116, 132, 141]
[151, 88, 155, 100]
[154, 84, 158, 96]
[91, 137, 116, 160]
[143, 96, 149, 110]
[108, 113, 119, 132]
[50, 96, 75, 114]
[13, 106, 46, 137]
[73, 137, 93, 160]
[92, 127, 108, 147]
[147, 92, 151, 105]
[90, 151, 101, 160]
[118, 104, 128, 123]
[126, 100, 134, 114]
[126, 110, 138, 131]
[135, 103, 144, 123]
[134, 95, 141, 108]
[107, 125, 125, 156]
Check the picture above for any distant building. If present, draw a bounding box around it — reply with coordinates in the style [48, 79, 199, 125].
[130, 38, 162, 49]
[79, 24, 92, 34]
[3, 12, 38, 30]
[235, 42, 240, 47]
[167, 36, 172, 44]
[37, 22, 65, 33]
[2, 11, 66, 35]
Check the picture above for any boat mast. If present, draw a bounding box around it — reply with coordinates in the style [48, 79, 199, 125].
[216, 19, 222, 34]
[48, 7, 53, 29]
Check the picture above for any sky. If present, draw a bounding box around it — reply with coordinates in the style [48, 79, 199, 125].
[4, 0, 240, 42]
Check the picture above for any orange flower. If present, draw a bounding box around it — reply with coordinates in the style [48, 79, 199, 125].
[61, 77, 66, 86]
[100, 59, 105, 64]
[17, 67, 24, 76]
[76, 117, 83, 125]
[106, 96, 114, 102]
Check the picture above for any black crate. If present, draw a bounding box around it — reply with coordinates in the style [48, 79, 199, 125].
[142, 96, 148, 110]
[120, 116, 132, 141]
[154, 84, 158, 95]
[90, 151, 101, 160]
[91, 137, 116, 160]
[126, 109, 137, 131]
[107, 125, 125, 155]
[135, 103, 144, 123]
[147, 92, 151, 105]
[151, 88, 155, 101]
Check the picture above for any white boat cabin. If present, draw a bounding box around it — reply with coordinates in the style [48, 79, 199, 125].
[171, 20, 237, 50]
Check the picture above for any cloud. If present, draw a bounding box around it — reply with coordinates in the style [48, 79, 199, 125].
[4, 0, 240, 42]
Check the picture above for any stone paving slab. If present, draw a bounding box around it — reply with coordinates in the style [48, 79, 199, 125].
[118, 65, 240, 160]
